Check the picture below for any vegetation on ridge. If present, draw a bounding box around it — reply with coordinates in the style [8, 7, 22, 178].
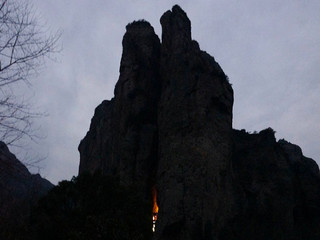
[2, 173, 153, 240]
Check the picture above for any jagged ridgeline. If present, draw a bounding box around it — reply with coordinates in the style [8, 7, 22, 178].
[79, 5, 320, 240]
[0, 142, 53, 239]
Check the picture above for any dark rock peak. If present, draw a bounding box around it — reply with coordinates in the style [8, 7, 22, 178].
[234, 127, 276, 144]
[161, 5, 191, 37]
[79, 6, 320, 240]
[126, 19, 153, 31]
[0, 141, 9, 152]
[278, 138, 320, 175]
[160, 5, 191, 54]
[78, 99, 114, 174]
[124, 19, 158, 45]
[116, 19, 160, 98]
[0, 141, 31, 178]
[0, 141, 53, 228]
[232, 129, 320, 239]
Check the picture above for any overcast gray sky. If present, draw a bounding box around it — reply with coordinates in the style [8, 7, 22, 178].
[16, 0, 320, 184]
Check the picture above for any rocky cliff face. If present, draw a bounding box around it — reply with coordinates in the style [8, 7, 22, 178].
[228, 128, 320, 240]
[0, 142, 53, 230]
[79, 5, 320, 240]
[79, 20, 160, 193]
[156, 6, 234, 240]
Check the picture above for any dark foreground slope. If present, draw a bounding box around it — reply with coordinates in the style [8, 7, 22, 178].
[29, 174, 152, 240]
[0, 141, 53, 238]
[79, 5, 320, 240]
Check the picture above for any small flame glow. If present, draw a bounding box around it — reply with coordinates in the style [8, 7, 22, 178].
[152, 186, 159, 232]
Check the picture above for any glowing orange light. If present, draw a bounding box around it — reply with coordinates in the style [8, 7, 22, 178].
[152, 187, 159, 219]
[152, 186, 159, 232]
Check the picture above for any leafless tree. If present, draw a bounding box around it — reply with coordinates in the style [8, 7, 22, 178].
[0, 0, 60, 148]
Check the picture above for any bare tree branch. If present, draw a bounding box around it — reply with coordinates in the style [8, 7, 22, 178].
[0, 0, 60, 157]
[0, 1, 61, 88]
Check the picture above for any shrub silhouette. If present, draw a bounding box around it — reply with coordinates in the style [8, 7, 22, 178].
[30, 173, 152, 240]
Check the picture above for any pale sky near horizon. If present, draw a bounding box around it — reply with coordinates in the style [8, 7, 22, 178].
[11, 0, 320, 184]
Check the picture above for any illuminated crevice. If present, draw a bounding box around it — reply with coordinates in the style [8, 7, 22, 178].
[152, 186, 158, 232]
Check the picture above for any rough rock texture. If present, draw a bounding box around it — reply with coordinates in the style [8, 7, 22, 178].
[226, 128, 320, 240]
[79, 20, 161, 193]
[79, 5, 320, 240]
[0, 142, 53, 227]
[156, 6, 234, 240]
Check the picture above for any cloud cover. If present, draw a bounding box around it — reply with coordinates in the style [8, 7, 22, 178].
[17, 0, 320, 184]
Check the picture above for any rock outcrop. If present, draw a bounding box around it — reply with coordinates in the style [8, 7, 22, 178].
[227, 128, 320, 239]
[0, 142, 53, 231]
[156, 6, 234, 240]
[79, 20, 161, 193]
[79, 5, 320, 240]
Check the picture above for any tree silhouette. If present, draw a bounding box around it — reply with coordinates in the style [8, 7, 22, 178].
[0, 0, 60, 147]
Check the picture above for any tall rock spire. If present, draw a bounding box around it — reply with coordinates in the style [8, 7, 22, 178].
[113, 21, 160, 189]
[160, 5, 192, 55]
[156, 5, 234, 240]
[79, 20, 161, 193]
